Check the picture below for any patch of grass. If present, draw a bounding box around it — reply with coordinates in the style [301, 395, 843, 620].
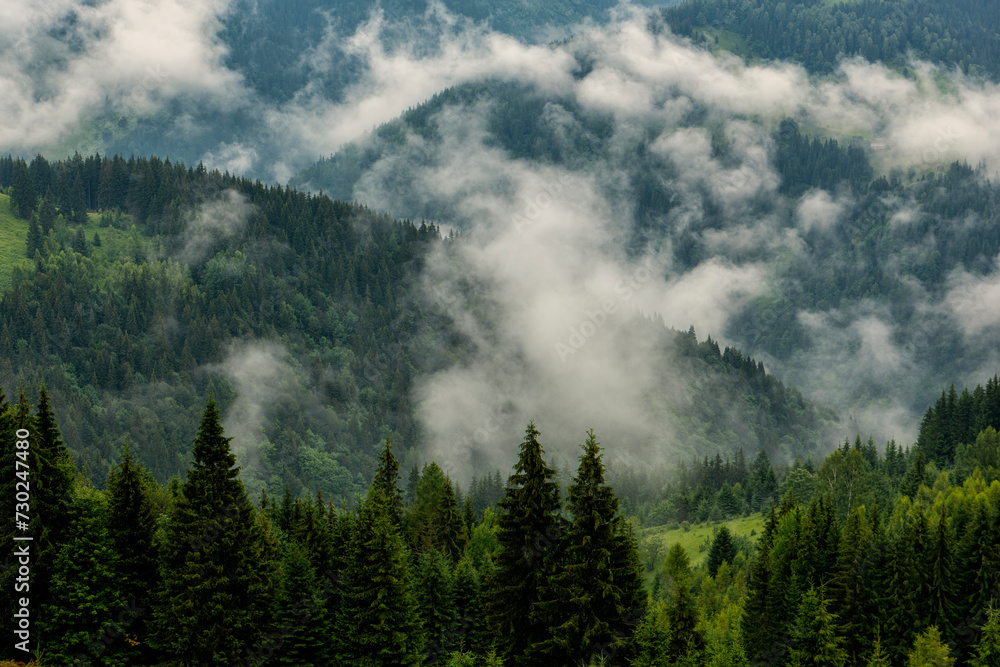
[700, 28, 752, 59]
[637, 513, 764, 586]
[0, 193, 32, 293]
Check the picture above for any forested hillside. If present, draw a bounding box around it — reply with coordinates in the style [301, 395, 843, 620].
[0, 153, 838, 500]
[665, 0, 1000, 79]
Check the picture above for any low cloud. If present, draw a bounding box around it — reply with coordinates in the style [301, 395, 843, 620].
[177, 189, 254, 265]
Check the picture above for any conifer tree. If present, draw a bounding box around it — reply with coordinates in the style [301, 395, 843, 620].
[908, 626, 955, 667]
[531, 430, 646, 666]
[40, 485, 130, 667]
[928, 511, 959, 646]
[707, 526, 738, 578]
[406, 461, 469, 561]
[788, 587, 847, 667]
[866, 633, 891, 667]
[416, 548, 458, 665]
[453, 555, 489, 655]
[831, 506, 878, 663]
[106, 442, 160, 661]
[10, 160, 36, 219]
[37, 190, 56, 235]
[900, 451, 927, 497]
[30, 386, 77, 648]
[629, 603, 670, 667]
[272, 540, 330, 666]
[969, 606, 1000, 667]
[742, 507, 779, 661]
[484, 422, 565, 667]
[338, 482, 423, 667]
[661, 543, 704, 664]
[152, 399, 275, 665]
[26, 215, 41, 258]
[373, 437, 404, 525]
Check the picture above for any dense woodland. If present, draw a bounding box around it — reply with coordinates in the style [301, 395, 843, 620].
[296, 77, 1000, 417]
[665, 0, 1000, 79]
[0, 153, 838, 501]
[1, 379, 999, 666]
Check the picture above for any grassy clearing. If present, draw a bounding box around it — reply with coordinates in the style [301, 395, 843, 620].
[636, 513, 765, 585]
[0, 193, 31, 293]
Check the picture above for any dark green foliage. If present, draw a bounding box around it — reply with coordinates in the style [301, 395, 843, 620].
[406, 462, 469, 561]
[338, 483, 424, 667]
[484, 422, 565, 666]
[531, 430, 647, 666]
[928, 512, 959, 647]
[415, 549, 458, 665]
[901, 451, 928, 498]
[152, 399, 276, 665]
[272, 540, 331, 666]
[788, 587, 847, 667]
[830, 506, 880, 664]
[105, 443, 160, 661]
[666, 0, 1000, 80]
[373, 438, 404, 525]
[9, 158, 36, 219]
[40, 485, 131, 667]
[918, 378, 1000, 466]
[706, 525, 737, 578]
[26, 215, 41, 258]
[661, 543, 704, 665]
[452, 556, 489, 655]
[969, 606, 1000, 667]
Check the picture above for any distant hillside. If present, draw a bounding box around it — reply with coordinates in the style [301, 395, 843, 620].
[0, 153, 839, 499]
[664, 0, 1000, 79]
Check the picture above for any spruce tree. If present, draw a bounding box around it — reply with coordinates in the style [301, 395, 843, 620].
[969, 606, 1000, 667]
[830, 506, 878, 663]
[272, 540, 330, 666]
[152, 399, 275, 665]
[484, 422, 565, 667]
[661, 543, 704, 664]
[406, 461, 469, 561]
[531, 430, 646, 666]
[788, 587, 847, 667]
[106, 442, 160, 662]
[908, 626, 955, 667]
[40, 485, 130, 667]
[928, 511, 959, 647]
[373, 437, 404, 525]
[416, 548, 458, 665]
[30, 387, 77, 649]
[629, 603, 670, 667]
[37, 190, 56, 235]
[10, 160, 36, 219]
[338, 482, 423, 667]
[707, 525, 738, 578]
[453, 555, 489, 655]
[866, 634, 891, 667]
[26, 215, 41, 258]
[742, 507, 778, 661]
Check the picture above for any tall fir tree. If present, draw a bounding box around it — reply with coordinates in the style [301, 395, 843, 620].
[10, 159, 37, 219]
[30, 386, 77, 649]
[416, 548, 458, 665]
[531, 430, 646, 666]
[907, 626, 955, 667]
[661, 543, 704, 664]
[105, 442, 160, 661]
[707, 526, 738, 578]
[373, 437, 404, 525]
[151, 399, 275, 665]
[830, 506, 879, 664]
[788, 587, 847, 667]
[39, 485, 130, 667]
[338, 481, 424, 667]
[272, 540, 331, 666]
[968, 606, 1000, 667]
[484, 422, 565, 667]
[928, 511, 959, 648]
